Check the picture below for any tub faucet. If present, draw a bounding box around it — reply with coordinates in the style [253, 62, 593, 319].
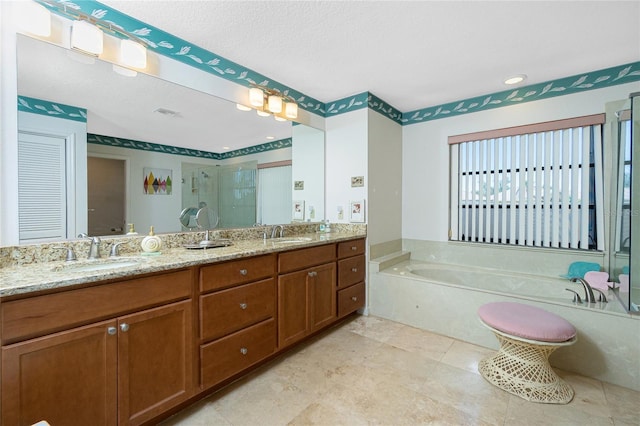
[571, 277, 596, 304]
[271, 225, 284, 238]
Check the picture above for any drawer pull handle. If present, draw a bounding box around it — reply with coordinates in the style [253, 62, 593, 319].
[351, 246, 357, 251]
[239, 302, 248, 310]
[308, 271, 317, 277]
[240, 347, 248, 355]
[239, 269, 248, 276]
[120, 323, 129, 332]
[107, 326, 117, 335]
[351, 296, 358, 302]
[351, 267, 358, 272]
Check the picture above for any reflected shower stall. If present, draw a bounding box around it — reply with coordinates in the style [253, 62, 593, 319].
[181, 161, 257, 230]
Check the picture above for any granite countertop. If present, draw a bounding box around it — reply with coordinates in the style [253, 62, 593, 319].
[0, 232, 365, 298]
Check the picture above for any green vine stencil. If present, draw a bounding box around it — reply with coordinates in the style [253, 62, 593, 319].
[18, 95, 87, 122]
[87, 133, 291, 160]
[401, 62, 640, 125]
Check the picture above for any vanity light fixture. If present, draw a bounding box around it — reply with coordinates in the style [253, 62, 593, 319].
[236, 104, 252, 111]
[36, 0, 151, 69]
[274, 116, 287, 122]
[17, 1, 51, 37]
[504, 74, 527, 85]
[71, 19, 104, 55]
[246, 85, 299, 120]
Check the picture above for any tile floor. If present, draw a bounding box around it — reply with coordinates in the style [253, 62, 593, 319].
[162, 315, 639, 426]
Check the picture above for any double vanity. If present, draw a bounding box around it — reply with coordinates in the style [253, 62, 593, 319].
[0, 227, 366, 425]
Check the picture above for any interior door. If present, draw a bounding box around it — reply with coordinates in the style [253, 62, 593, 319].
[87, 156, 125, 235]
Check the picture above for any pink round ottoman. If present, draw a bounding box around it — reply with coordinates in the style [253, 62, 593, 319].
[478, 302, 577, 404]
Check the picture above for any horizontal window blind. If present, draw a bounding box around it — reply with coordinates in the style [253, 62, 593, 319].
[449, 114, 605, 250]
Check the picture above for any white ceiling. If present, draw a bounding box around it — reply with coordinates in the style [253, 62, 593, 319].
[18, 1, 640, 153]
[100, 0, 640, 112]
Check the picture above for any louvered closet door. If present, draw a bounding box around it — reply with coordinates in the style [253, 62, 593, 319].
[18, 131, 67, 242]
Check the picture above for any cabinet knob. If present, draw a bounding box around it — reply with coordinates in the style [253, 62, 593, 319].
[351, 296, 358, 302]
[308, 271, 317, 277]
[351, 246, 357, 251]
[239, 269, 248, 276]
[239, 302, 248, 310]
[240, 347, 248, 355]
[351, 267, 358, 272]
[107, 326, 117, 335]
[120, 323, 129, 332]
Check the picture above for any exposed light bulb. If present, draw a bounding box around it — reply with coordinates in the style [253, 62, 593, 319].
[249, 88, 264, 107]
[71, 20, 103, 55]
[120, 39, 147, 69]
[268, 95, 283, 113]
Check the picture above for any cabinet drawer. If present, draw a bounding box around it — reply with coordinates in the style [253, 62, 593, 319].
[200, 318, 276, 389]
[278, 244, 336, 273]
[1, 269, 193, 345]
[338, 282, 365, 318]
[200, 254, 276, 292]
[338, 255, 365, 289]
[337, 238, 366, 259]
[200, 278, 275, 341]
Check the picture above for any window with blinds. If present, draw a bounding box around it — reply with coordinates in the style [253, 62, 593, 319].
[449, 114, 605, 251]
[616, 114, 632, 253]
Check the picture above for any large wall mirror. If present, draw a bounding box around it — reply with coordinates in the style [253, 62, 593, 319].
[15, 34, 325, 243]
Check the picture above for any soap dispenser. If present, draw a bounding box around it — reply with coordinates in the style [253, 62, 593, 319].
[141, 226, 162, 253]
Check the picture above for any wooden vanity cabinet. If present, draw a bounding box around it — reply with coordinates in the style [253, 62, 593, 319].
[1, 269, 195, 426]
[277, 245, 337, 349]
[199, 254, 278, 390]
[337, 238, 366, 317]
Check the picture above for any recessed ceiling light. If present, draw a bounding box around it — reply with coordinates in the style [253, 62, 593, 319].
[266, 136, 274, 140]
[504, 74, 527, 85]
[222, 146, 230, 150]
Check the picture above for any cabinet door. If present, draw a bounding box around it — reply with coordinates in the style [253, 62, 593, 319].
[309, 262, 337, 331]
[278, 269, 309, 348]
[1, 320, 117, 426]
[118, 300, 194, 426]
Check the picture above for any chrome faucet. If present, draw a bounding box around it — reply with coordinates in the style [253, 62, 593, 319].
[271, 225, 284, 238]
[571, 277, 596, 304]
[78, 233, 102, 259]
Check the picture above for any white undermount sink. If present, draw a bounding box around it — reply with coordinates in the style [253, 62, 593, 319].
[52, 258, 141, 273]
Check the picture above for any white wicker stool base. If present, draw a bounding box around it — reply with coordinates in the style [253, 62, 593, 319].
[479, 331, 575, 404]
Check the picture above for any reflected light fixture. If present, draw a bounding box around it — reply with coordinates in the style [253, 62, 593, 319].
[504, 74, 527, 85]
[71, 20, 104, 55]
[17, 1, 51, 37]
[112, 64, 137, 77]
[120, 39, 147, 68]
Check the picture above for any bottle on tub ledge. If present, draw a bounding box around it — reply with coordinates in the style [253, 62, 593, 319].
[140, 226, 162, 255]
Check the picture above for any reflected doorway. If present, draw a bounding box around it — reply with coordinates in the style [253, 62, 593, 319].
[87, 156, 126, 235]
